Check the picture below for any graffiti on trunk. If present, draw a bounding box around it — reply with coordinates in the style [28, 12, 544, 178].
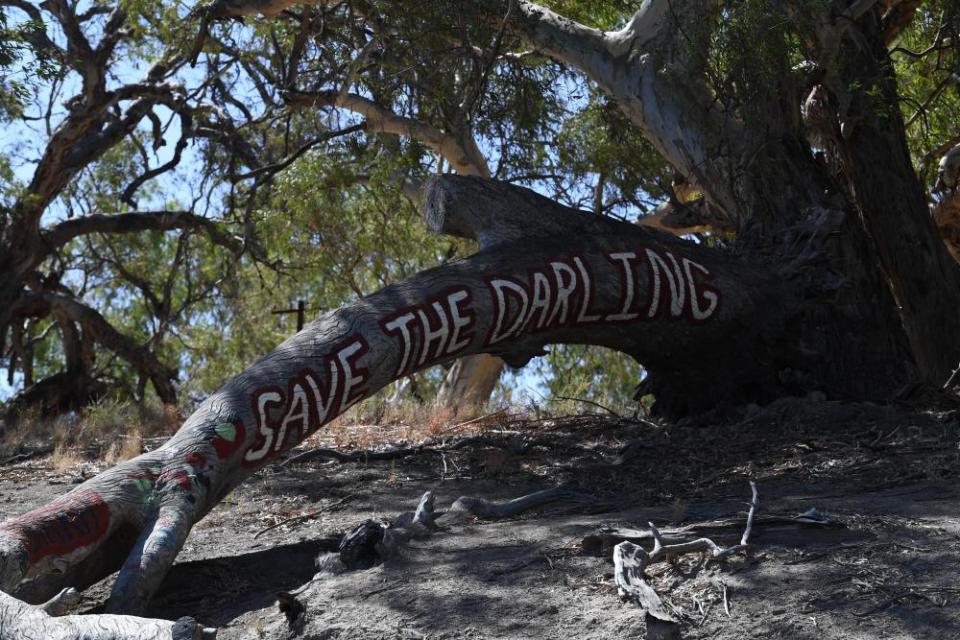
[0, 489, 110, 563]
[243, 337, 369, 465]
[485, 247, 720, 345]
[380, 287, 475, 378]
[243, 245, 719, 463]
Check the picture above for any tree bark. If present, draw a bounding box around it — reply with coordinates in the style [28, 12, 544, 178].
[833, 10, 960, 384]
[0, 589, 210, 640]
[0, 176, 804, 613]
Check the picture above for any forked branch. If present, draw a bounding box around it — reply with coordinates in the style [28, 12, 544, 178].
[613, 482, 758, 637]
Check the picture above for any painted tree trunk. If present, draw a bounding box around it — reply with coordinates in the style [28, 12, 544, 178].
[0, 176, 793, 614]
[0, 589, 211, 640]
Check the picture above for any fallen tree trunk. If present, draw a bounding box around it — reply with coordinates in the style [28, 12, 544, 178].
[0, 589, 213, 640]
[0, 176, 858, 616]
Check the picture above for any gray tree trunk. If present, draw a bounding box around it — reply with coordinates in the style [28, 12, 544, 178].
[0, 176, 798, 615]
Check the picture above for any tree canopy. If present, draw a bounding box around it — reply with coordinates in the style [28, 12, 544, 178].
[0, 0, 958, 422]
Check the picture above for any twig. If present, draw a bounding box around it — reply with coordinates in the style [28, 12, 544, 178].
[943, 361, 960, 390]
[555, 395, 622, 418]
[254, 495, 356, 539]
[440, 409, 510, 434]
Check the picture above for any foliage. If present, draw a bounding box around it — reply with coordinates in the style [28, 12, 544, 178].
[893, 1, 960, 184]
[2, 0, 958, 420]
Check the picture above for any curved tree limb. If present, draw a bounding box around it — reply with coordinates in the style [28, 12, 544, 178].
[0, 176, 782, 614]
[43, 211, 245, 255]
[17, 292, 178, 405]
[284, 89, 491, 177]
[474, 0, 741, 224]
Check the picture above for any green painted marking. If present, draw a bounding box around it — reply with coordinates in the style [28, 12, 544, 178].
[215, 422, 237, 442]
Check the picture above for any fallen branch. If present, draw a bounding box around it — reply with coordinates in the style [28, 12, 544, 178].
[583, 507, 851, 557]
[0, 589, 215, 640]
[254, 494, 356, 539]
[315, 484, 597, 577]
[438, 484, 596, 525]
[612, 482, 758, 640]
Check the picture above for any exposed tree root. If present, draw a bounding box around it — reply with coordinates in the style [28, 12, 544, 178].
[316, 484, 596, 576]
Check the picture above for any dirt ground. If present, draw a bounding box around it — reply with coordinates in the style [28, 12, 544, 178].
[2, 396, 959, 639]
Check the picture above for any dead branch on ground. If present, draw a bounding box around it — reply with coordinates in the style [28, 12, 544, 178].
[613, 482, 758, 640]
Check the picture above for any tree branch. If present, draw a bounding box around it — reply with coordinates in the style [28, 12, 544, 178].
[43, 210, 245, 254]
[285, 89, 490, 176]
[18, 292, 178, 405]
[120, 111, 192, 207]
[230, 122, 366, 182]
[474, 0, 741, 223]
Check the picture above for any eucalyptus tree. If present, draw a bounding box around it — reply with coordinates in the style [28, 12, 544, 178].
[0, 0, 634, 420]
[2, 0, 960, 637]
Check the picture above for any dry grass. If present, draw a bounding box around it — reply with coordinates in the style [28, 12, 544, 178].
[303, 393, 540, 454]
[2, 398, 176, 465]
[50, 442, 85, 473]
[103, 429, 144, 465]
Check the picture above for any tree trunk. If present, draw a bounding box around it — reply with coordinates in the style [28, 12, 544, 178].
[832, 11, 960, 384]
[0, 175, 848, 614]
[434, 353, 503, 413]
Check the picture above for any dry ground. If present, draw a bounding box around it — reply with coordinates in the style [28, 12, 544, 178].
[1, 396, 959, 639]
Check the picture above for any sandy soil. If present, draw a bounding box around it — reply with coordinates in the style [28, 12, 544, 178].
[1, 397, 958, 639]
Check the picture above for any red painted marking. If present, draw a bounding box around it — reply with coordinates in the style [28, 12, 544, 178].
[211, 420, 246, 459]
[185, 452, 207, 468]
[1, 490, 110, 564]
[157, 469, 193, 491]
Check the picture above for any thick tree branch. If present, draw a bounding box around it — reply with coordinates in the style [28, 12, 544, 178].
[0, 0, 66, 62]
[18, 292, 178, 405]
[473, 0, 741, 224]
[43, 210, 245, 254]
[200, 0, 323, 19]
[285, 89, 490, 176]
